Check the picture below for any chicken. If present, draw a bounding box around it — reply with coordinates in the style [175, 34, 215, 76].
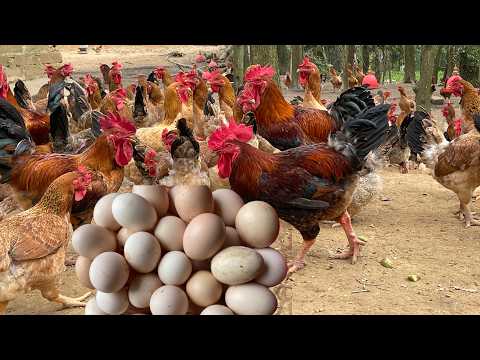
[202, 69, 235, 118]
[347, 65, 359, 88]
[82, 73, 104, 110]
[329, 66, 342, 92]
[445, 77, 480, 133]
[208, 104, 390, 273]
[354, 64, 365, 85]
[442, 101, 462, 141]
[236, 64, 375, 152]
[0, 167, 93, 314]
[132, 74, 165, 128]
[153, 66, 175, 89]
[406, 111, 480, 227]
[283, 72, 292, 89]
[296, 56, 327, 111]
[99, 88, 134, 121]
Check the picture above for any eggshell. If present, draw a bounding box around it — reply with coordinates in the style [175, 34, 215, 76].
[183, 213, 225, 260]
[211, 246, 264, 285]
[186, 271, 223, 307]
[72, 224, 117, 260]
[111, 193, 158, 231]
[96, 288, 129, 315]
[117, 228, 137, 248]
[212, 189, 244, 226]
[173, 185, 214, 222]
[132, 185, 169, 217]
[222, 226, 243, 249]
[124, 232, 162, 273]
[158, 251, 192, 285]
[255, 248, 288, 287]
[89, 251, 130, 293]
[235, 201, 279, 248]
[225, 283, 277, 315]
[200, 304, 234, 315]
[75, 256, 94, 289]
[128, 273, 163, 309]
[84, 297, 107, 315]
[93, 193, 121, 231]
[150, 285, 189, 315]
[154, 216, 186, 251]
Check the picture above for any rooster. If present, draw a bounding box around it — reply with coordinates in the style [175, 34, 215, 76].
[347, 65, 359, 88]
[153, 67, 175, 89]
[445, 77, 479, 133]
[208, 104, 390, 273]
[202, 69, 235, 119]
[132, 74, 165, 128]
[442, 101, 463, 141]
[0, 167, 93, 314]
[296, 56, 327, 111]
[354, 64, 365, 85]
[329, 66, 342, 92]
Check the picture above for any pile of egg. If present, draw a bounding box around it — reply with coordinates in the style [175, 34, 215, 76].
[73, 184, 288, 315]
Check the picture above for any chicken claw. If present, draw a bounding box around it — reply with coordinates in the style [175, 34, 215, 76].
[55, 292, 92, 308]
[287, 259, 305, 274]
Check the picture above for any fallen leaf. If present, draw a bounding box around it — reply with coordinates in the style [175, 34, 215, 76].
[408, 275, 420, 282]
[380, 258, 394, 269]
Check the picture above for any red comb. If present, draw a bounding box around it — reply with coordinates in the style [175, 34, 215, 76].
[298, 56, 313, 70]
[44, 64, 55, 78]
[60, 63, 73, 77]
[111, 61, 123, 70]
[202, 69, 221, 82]
[0, 65, 8, 99]
[100, 112, 136, 136]
[195, 53, 206, 63]
[208, 60, 218, 68]
[208, 117, 253, 151]
[244, 64, 275, 82]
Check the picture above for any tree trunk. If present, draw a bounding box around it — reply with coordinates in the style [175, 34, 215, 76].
[250, 45, 280, 85]
[459, 48, 480, 87]
[232, 45, 245, 92]
[362, 45, 370, 73]
[291, 45, 304, 89]
[404, 45, 416, 83]
[432, 46, 443, 84]
[416, 45, 441, 112]
[244, 45, 250, 70]
[277, 45, 290, 75]
[343, 45, 355, 90]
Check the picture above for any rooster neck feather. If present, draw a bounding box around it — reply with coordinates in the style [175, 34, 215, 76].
[255, 81, 294, 124]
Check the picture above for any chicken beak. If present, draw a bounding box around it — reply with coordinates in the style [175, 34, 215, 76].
[249, 99, 256, 104]
[296, 68, 301, 73]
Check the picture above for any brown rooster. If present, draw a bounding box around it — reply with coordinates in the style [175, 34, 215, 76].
[329, 66, 342, 92]
[442, 101, 463, 141]
[296, 56, 327, 111]
[354, 64, 365, 85]
[153, 66, 175, 88]
[132, 74, 165, 128]
[445, 77, 480, 133]
[202, 69, 235, 118]
[0, 167, 93, 314]
[347, 65, 359, 88]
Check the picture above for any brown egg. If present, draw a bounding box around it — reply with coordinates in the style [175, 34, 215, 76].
[200, 304, 234, 315]
[72, 224, 117, 260]
[183, 213, 225, 260]
[75, 256, 94, 289]
[212, 189, 244, 226]
[132, 185, 169, 217]
[235, 201, 280, 248]
[89, 251, 130, 293]
[124, 232, 162, 273]
[222, 226, 243, 249]
[93, 193, 121, 231]
[255, 248, 288, 287]
[116, 228, 137, 248]
[112, 193, 158, 232]
[157, 251, 192, 285]
[173, 185, 214, 223]
[211, 246, 264, 285]
[96, 288, 129, 315]
[150, 285, 189, 315]
[154, 216, 186, 251]
[84, 297, 107, 315]
[186, 271, 223, 307]
[225, 283, 277, 315]
[128, 273, 163, 309]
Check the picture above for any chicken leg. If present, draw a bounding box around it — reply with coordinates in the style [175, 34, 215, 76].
[287, 239, 316, 274]
[329, 211, 366, 264]
[461, 201, 480, 227]
[40, 283, 92, 308]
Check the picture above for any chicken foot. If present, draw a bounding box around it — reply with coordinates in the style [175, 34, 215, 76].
[40, 284, 92, 308]
[287, 239, 316, 274]
[461, 202, 480, 227]
[329, 211, 365, 264]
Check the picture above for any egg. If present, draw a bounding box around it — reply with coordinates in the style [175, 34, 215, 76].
[132, 185, 169, 217]
[167, 186, 180, 216]
[211, 246, 264, 285]
[75, 256, 94, 289]
[183, 213, 225, 260]
[222, 226, 243, 249]
[89, 251, 130, 293]
[72, 224, 117, 260]
[84, 297, 107, 315]
[255, 248, 288, 287]
[93, 193, 121, 231]
[96, 288, 129, 315]
[212, 189, 244, 226]
[128, 273, 163, 309]
[157, 251, 192, 285]
[200, 304, 234, 315]
[186, 271, 223, 307]
[154, 216, 186, 251]
[124, 232, 162, 273]
[150, 285, 189, 315]
[116, 228, 137, 248]
[111, 193, 158, 231]
[235, 201, 279, 248]
[225, 283, 277, 315]
[173, 185, 214, 222]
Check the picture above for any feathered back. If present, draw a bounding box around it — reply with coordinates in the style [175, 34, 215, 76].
[405, 110, 431, 155]
[133, 85, 147, 118]
[328, 86, 375, 128]
[50, 103, 70, 152]
[170, 118, 200, 160]
[13, 80, 32, 109]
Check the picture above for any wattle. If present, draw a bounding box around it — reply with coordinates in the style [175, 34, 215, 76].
[115, 140, 133, 166]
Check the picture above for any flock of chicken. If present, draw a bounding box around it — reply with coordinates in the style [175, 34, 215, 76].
[0, 52, 478, 314]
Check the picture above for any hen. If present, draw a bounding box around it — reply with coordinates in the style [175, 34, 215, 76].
[202, 69, 235, 118]
[329, 66, 342, 92]
[442, 101, 462, 142]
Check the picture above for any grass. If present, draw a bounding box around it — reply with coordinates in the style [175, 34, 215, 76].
[383, 70, 446, 84]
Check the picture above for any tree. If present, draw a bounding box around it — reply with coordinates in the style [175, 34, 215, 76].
[244, 45, 250, 70]
[442, 45, 456, 83]
[404, 45, 416, 83]
[416, 45, 441, 112]
[291, 45, 304, 89]
[343, 45, 355, 90]
[250, 45, 280, 85]
[277, 45, 291, 75]
[361, 45, 370, 73]
[232, 45, 245, 92]
[432, 45, 443, 84]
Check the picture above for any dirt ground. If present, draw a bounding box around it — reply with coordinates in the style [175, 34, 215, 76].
[4, 45, 480, 315]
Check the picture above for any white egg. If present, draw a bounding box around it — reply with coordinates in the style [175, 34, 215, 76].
[186, 270, 223, 307]
[211, 246, 264, 285]
[212, 189, 244, 226]
[72, 224, 117, 260]
[96, 288, 129, 315]
[225, 283, 277, 315]
[124, 232, 162, 273]
[116, 228, 137, 248]
[89, 251, 130, 293]
[235, 201, 280, 248]
[154, 216, 186, 251]
[150, 285, 189, 315]
[255, 248, 288, 287]
[132, 185, 169, 217]
[93, 193, 121, 231]
[157, 251, 192, 285]
[200, 304, 234, 315]
[128, 273, 163, 309]
[84, 297, 107, 315]
[112, 193, 158, 231]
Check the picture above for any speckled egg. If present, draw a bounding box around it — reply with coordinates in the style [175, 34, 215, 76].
[93, 193, 121, 231]
[132, 185, 169, 217]
[149, 285, 189, 315]
[172, 185, 214, 223]
[123, 232, 162, 273]
[96, 288, 130, 315]
[75, 256, 94, 289]
[222, 226, 243, 249]
[225, 283, 277, 315]
[255, 248, 288, 287]
[235, 201, 279, 248]
[128, 273, 163, 309]
[200, 304, 234, 315]
[183, 213, 225, 260]
[111, 193, 158, 231]
[72, 224, 117, 260]
[212, 189, 244, 226]
[211, 246, 264, 285]
[89, 251, 130, 293]
[154, 216, 186, 251]
[84, 297, 107, 315]
[157, 251, 192, 285]
[186, 271, 223, 307]
[116, 228, 137, 248]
